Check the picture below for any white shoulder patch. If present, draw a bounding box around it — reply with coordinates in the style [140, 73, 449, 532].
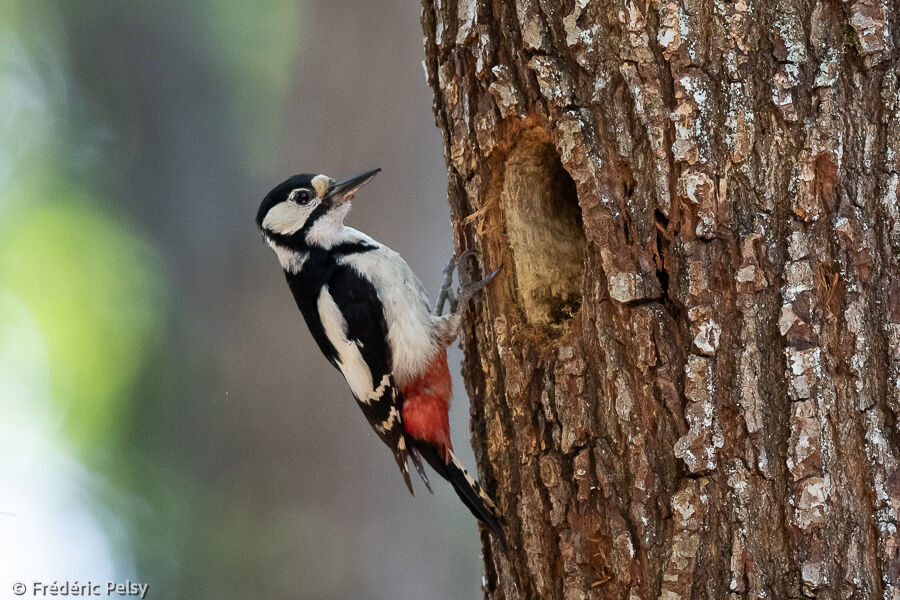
[338, 243, 441, 386]
[317, 286, 375, 401]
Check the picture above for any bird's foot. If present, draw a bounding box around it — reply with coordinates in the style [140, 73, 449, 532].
[435, 250, 498, 315]
[454, 266, 499, 313]
[435, 256, 458, 316]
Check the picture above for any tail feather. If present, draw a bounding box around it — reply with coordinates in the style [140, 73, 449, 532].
[412, 440, 506, 547]
[410, 448, 433, 493]
[390, 437, 434, 496]
[393, 436, 415, 496]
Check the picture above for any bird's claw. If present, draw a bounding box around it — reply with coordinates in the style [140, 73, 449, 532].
[435, 257, 458, 316]
[455, 267, 498, 311]
[435, 250, 498, 315]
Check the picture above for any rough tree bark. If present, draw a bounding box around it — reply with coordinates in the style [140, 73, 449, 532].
[421, 1, 900, 598]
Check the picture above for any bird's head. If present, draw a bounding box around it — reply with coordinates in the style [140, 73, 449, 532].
[256, 168, 380, 247]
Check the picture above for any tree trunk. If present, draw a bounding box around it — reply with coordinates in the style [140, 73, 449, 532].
[421, 1, 900, 598]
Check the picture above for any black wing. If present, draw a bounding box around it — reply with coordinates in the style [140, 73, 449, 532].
[326, 265, 417, 494]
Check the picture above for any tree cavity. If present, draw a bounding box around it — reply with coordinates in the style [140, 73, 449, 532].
[501, 130, 585, 332]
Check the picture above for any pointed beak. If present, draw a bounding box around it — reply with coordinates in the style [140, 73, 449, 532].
[326, 168, 381, 203]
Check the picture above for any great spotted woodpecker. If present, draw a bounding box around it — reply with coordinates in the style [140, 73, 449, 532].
[256, 169, 505, 544]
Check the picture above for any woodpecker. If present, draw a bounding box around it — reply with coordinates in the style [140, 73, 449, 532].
[256, 168, 504, 544]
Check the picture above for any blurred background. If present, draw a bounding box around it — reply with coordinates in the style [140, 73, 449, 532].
[0, 1, 486, 598]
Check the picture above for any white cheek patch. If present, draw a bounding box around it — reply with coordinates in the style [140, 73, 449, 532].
[262, 201, 310, 235]
[311, 174, 331, 197]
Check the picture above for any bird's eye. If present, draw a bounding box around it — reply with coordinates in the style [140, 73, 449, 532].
[294, 189, 312, 205]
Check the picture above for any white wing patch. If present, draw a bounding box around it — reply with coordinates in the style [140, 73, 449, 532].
[317, 286, 375, 401]
[337, 231, 441, 387]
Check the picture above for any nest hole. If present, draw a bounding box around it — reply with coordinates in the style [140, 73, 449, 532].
[501, 131, 586, 330]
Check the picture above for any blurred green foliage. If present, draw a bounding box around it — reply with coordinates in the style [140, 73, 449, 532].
[0, 187, 164, 449]
[1, 0, 301, 594]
